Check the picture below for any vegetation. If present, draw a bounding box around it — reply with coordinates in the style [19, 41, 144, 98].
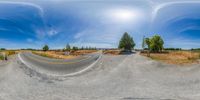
[164, 48, 182, 51]
[144, 35, 164, 53]
[66, 43, 71, 51]
[0, 48, 6, 50]
[72, 46, 79, 51]
[43, 45, 49, 51]
[0, 55, 4, 60]
[150, 35, 164, 52]
[141, 51, 200, 65]
[118, 32, 135, 51]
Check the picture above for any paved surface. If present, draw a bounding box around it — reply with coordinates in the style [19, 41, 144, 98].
[18, 52, 101, 76]
[0, 53, 200, 100]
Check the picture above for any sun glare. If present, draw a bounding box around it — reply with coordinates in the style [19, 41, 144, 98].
[107, 8, 141, 23]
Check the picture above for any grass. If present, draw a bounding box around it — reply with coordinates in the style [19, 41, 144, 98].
[0, 50, 17, 60]
[32, 50, 98, 59]
[32, 50, 99, 59]
[141, 51, 200, 65]
[32, 51, 76, 59]
[103, 50, 121, 55]
[70, 50, 98, 55]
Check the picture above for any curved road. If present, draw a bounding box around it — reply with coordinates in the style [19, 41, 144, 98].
[18, 51, 101, 76]
[0, 53, 200, 99]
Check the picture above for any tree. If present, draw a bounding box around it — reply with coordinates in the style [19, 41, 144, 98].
[118, 32, 135, 51]
[149, 35, 164, 52]
[145, 37, 151, 56]
[66, 43, 71, 51]
[72, 46, 78, 51]
[43, 45, 49, 51]
[145, 38, 151, 49]
[142, 36, 145, 50]
[0, 48, 6, 50]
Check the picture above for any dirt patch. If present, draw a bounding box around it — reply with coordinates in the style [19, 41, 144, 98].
[141, 51, 200, 65]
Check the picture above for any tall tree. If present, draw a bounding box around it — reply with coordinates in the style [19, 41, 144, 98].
[43, 45, 49, 51]
[142, 36, 145, 50]
[150, 35, 164, 52]
[118, 32, 135, 51]
[66, 43, 71, 51]
[145, 37, 151, 56]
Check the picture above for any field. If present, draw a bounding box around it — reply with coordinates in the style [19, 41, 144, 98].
[0, 50, 17, 60]
[103, 50, 121, 55]
[141, 51, 200, 65]
[32, 50, 98, 59]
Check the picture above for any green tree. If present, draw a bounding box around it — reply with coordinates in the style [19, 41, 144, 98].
[43, 45, 49, 51]
[142, 36, 145, 50]
[118, 32, 135, 51]
[144, 37, 151, 56]
[149, 35, 164, 52]
[145, 38, 151, 49]
[72, 46, 78, 51]
[66, 43, 71, 51]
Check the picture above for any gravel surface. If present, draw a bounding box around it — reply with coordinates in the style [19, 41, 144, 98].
[0, 53, 200, 100]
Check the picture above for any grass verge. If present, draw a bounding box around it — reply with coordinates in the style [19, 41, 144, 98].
[141, 51, 200, 65]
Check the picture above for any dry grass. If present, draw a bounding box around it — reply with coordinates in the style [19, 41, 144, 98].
[103, 50, 121, 55]
[32, 50, 98, 59]
[141, 51, 200, 65]
[70, 50, 98, 56]
[32, 51, 75, 59]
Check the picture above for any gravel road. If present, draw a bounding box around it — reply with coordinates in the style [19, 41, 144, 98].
[0, 53, 200, 100]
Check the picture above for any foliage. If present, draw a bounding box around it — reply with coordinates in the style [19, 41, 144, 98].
[0, 48, 6, 50]
[43, 45, 49, 51]
[72, 46, 79, 51]
[66, 43, 71, 51]
[149, 35, 164, 52]
[164, 48, 182, 51]
[118, 32, 135, 51]
[144, 35, 164, 53]
[0, 55, 4, 60]
[144, 38, 151, 49]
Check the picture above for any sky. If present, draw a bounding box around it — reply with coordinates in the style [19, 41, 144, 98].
[0, 0, 200, 49]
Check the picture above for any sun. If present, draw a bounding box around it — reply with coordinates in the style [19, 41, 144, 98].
[106, 8, 141, 23]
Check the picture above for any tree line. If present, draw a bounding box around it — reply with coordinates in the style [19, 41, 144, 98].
[42, 44, 97, 51]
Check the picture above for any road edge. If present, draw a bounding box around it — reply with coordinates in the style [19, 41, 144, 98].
[18, 52, 102, 78]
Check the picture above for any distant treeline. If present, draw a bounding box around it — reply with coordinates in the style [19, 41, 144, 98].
[0, 48, 6, 50]
[164, 48, 182, 50]
[191, 48, 200, 51]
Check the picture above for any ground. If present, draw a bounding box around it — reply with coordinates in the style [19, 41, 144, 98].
[32, 50, 98, 59]
[141, 51, 200, 65]
[0, 53, 200, 99]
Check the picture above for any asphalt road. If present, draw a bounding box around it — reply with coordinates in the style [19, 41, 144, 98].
[0, 53, 200, 100]
[18, 52, 101, 76]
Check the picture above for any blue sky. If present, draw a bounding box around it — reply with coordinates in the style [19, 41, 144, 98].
[0, 0, 200, 49]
